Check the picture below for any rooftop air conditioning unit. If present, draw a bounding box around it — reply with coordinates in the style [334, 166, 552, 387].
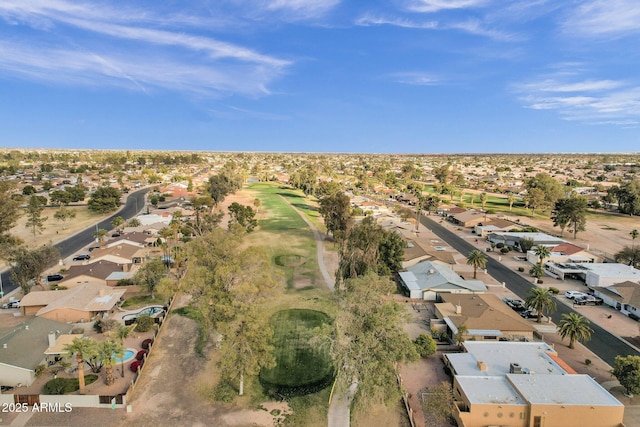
[509, 362, 522, 374]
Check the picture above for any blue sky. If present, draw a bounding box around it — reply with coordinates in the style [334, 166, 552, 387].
[1, 0, 639, 153]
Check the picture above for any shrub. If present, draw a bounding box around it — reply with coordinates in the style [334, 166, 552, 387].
[42, 375, 98, 394]
[538, 280, 544, 284]
[94, 319, 119, 334]
[134, 314, 154, 332]
[136, 349, 148, 361]
[414, 334, 437, 358]
[141, 338, 154, 350]
[500, 247, 509, 254]
[585, 358, 592, 366]
[548, 287, 560, 295]
[518, 267, 525, 272]
[71, 327, 85, 334]
[213, 379, 237, 402]
[129, 360, 143, 372]
[116, 279, 135, 286]
[496, 243, 505, 249]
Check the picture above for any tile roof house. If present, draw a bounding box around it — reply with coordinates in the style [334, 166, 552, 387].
[0, 317, 74, 387]
[19, 283, 126, 323]
[526, 242, 601, 265]
[434, 293, 536, 342]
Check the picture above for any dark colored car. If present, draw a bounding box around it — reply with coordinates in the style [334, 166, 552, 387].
[72, 254, 91, 261]
[111, 232, 121, 238]
[502, 297, 526, 312]
[574, 295, 604, 306]
[520, 309, 539, 319]
[88, 246, 100, 252]
[47, 274, 64, 282]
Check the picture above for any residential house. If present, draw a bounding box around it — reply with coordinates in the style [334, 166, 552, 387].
[445, 341, 624, 427]
[88, 243, 148, 266]
[0, 318, 74, 387]
[526, 242, 601, 265]
[546, 262, 640, 286]
[487, 232, 566, 252]
[433, 293, 536, 343]
[473, 218, 518, 237]
[398, 260, 487, 301]
[57, 260, 128, 289]
[19, 283, 126, 323]
[448, 210, 485, 227]
[593, 281, 640, 318]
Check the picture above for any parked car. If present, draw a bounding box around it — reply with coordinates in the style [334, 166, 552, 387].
[88, 246, 100, 252]
[574, 295, 604, 306]
[565, 290, 589, 300]
[111, 232, 121, 238]
[502, 297, 526, 312]
[122, 305, 166, 326]
[520, 309, 539, 319]
[72, 254, 91, 261]
[46, 274, 64, 282]
[1, 300, 20, 309]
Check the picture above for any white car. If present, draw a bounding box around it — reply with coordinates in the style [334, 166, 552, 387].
[565, 290, 589, 300]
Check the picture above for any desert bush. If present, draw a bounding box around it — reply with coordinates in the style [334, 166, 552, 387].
[496, 243, 505, 249]
[518, 267, 525, 272]
[71, 327, 85, 334]
[129, 360, 143, 372]
[134, 315, 154, 332]
[136, 350, 148, 361]
[43, 375, 98, 394]
[548, 287, 560, 295]
[500, 247, 509, 254]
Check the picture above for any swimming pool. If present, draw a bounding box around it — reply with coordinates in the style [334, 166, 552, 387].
[114, 349, 136, 364]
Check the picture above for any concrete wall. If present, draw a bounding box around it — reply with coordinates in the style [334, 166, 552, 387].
[40, 308, 90, 323]
[0, 363, 36, 388]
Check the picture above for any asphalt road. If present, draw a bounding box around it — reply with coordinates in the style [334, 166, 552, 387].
[1, 187, 149, 298]
[420, 214, 640, 366]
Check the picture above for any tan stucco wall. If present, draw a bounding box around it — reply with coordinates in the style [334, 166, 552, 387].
[528, 403, 624, 427]
[0, 364, 36, 387]
[40, 308, 91, 323]
[21, 305, 46, 316]
[454, 402, 527, 427]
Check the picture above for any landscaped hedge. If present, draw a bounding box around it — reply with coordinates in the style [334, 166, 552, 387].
[141, 338, 154, 350]
[136, 350, 148, 361]
[130, 360, 143, 372]
[43, 375, 98, 395]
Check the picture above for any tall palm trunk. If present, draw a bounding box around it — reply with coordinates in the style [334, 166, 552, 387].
[77, 354, 86, 394]
[105, 364, 116, 386]
[239, 372, 244, 396]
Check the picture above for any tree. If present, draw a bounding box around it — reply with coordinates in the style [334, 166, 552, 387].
[611, 180, 640, 216]
[519, 237, 535, 253]
[0, 182, 23, 257]
[454, 324, 468, 346]
[111, 216, 125, 232]
[525, 188, 545, 216]
[88, 186, 122, 213]
[414, 334, 437, 358]
[615, 246, 640, 268]
[508, 193, 515, 211]
[480, 192, 488, 210]
[93, 228, 108, 246]
[421, 382, 454, 426]
[98, 339, 124, 386]
[217, 311, 275, 396]
[551, 196, 588, 238]
[22, 185, 36, 195]
[25, 194, 48, 239]
[66, 183, 87, 202]
[107, 324, 133, 377]
[9, 244, 60, 294]
[331, 274, 418, 411]
[526, 173, 564, 213]
[49, 189, 73, 206]
[466, 250, 486, 279]
[253, 198, 261, 215]
[557, 313, 593, 349]
[529, 264, 544, 280]
[63, 337, 97, 395]
[524, 287, 556, 323]
[534, 245, 551, 267]
[612, 355, 640, 397]
[53, 206, 76, 230]
[207, 171, 242, 207]
[128, 217, 141, 227]
[318, 192, 352, 239]
[134, 257, 167, 298]
[632, 229, 639, 247]
[424, 195, 440, 215]
[227, 202, 257, 232]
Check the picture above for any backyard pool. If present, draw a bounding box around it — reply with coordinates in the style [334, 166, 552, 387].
[114, 349, 136, 364]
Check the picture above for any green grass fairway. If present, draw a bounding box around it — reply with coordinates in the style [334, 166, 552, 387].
[260, 309, 333, 397]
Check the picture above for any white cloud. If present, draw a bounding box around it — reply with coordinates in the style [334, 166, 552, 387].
[563, 0, 640, 37]
[0, 0, 290, 97]
[405, 0, 490, 13]
[390, 72, 441, 86]
[514, 73, 640, 125]
[265, 0, 340, 19]
[355, 14, 438, 29]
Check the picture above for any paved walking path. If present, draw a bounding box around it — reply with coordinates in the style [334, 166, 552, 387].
[280, 197, 348, 427]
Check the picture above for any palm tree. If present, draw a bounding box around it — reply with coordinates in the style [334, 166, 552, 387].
[615, 246, 640, 268]
[529, 264, 544, 281]
[525, 287, 556, 323]
[99, 339, 124, 386]
[466, 250, 487, 279]
[93, 228, 108, 246]
[508, 193, 515, 211]
[108, 324, 132, 377]
[111, 216, 125, 232]
[480, 192, 488, 210]
[63, 337, 97, 395]
[557, 313, 593, 349]
[534, 245, 551, 267]
[128, 217, 141, 227]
